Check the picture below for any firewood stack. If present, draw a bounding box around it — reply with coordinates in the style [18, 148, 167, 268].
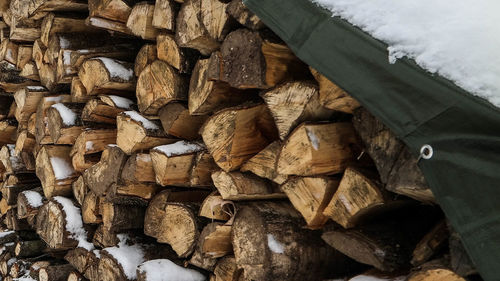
[0, 0, 479, 280]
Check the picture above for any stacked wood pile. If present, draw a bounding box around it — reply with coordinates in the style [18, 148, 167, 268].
[0, 0, 481, 280]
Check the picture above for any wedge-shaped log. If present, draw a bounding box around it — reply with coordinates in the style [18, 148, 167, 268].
[200, 222, 232, 258]
[226, 0, 264, 30]
[157, 33, 198, 74]
[200, 0, 232, 42]
[65, 247, 100, 281]
[151, 141, 208, 186]
[35, 95, 72, 144]
[15, 130, 36, 157]
[9, 16, 42, 42]
[121, 153, 155, 183]
[70, 128, 117, 172]
[72, 176, 87, 206]
[17, 46, 34, 70]
[79, 57, 135, 95]
[198, 192, 233, 221]
[152, 0, 177, 31]
[134, 44, 156, 77]
[233, 201, 356, 281]
[406, 259, 466, 281]
[212, 171, 285, 201]
[41, 13, 100, 46]
[46, 102, 85, 144]
[158, 102, 207, 140]
[261, 81, 337, 139]
[240, 141, 287, 184]
[35, 145, 77, 198]
[20, 61, 40, 81]
[200, 104, 278, 171]
[126, 2, 159, 40]
[81, 97, 130, 125]
[88, 0, 132, 23]
[86, 16, 133, 35]
[310, 68, 360, 114]
[3, 184, 40, 205]
[83, 145, 127, 196]
[0, 39, 18, 65]
[277, 122, 359, 176]
[0, 119, 17, 145]
[281, 176, 339, 229]
[14, 86, 48, 124]
[15, 240, 46, 258]
[82, 191, 101, 224]
[214, 256, 241, 281]
[116, 111, 175, 154]
[411, 219, 448, 266]
[136, 60, 187, 115]
[71, 77, 89, 102]
[106, 182, 159, 205]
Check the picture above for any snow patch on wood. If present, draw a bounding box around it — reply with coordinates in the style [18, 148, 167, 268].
[97, 57, 134, 80]
[153, 141, 205, 157]
[109, 95, 134, 109]
[138, 259, 206, 281]
[21, 190, 44, 208]
[103, 238, 145, 280]
[50, 157, 75, 180]
[0, 230, 15, 239]
[86, 141, 94, 151]
[53, 196, 94, 251]
[124, 111, 159, 130]
[51, 103, 76, 126]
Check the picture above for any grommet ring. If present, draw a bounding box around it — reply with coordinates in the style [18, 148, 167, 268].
[419, 144, 433, 160]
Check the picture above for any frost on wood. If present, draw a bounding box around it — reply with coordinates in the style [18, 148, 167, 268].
[109, 95, 134, 109]
[103, 237, 145, 280]
[267, 234, 285, 254]
[51, 103, 77, 126]
[138, 259, 206, 281]
[313, 0, 500, 106]
[53, 196, 94, 250]
[97, 57, 134, 80]
[21, 190, 43, 208]
[153, 141, 205, 157]
[124, 111, 159, 130]
[50, 157, 75, 180]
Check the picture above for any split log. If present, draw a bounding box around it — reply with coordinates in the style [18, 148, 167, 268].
[68, 271, 88, 281]
[0, 144, 27, 174]
[65, 247, 100, 280]
[233, 201, 356, 281]
[406, 259, 466, 281]
[277, 122, 359, 176]
[35, 95, 72, 145]
[281, 176, 339, 229]
[88, 0, 132, 23]
[116, 111, 175, 154]
[82, 191, 101, 224]
[35, 145, 77, 198]
[83, 144, 127, 196]
[70, 77, 89, 103]
[134, 44, 156, 77]
[212, 171, 285, 201]
[81, 98, 127, 125]
[3, 184, 40, 205]
[9, 16, 41, 42]
[226, 0, 264, 30]
[40, 13, 100, 46]
[46, 102, 85, 144]
[14, 130, 36, 156]
[188, 56, 250, 115]
[39, 264, 74, 281]
[0, 39, 18, 65]
[101, 201, 145, 233]
[200, 0, 232, 42]
[6, 209, 31, 230]
[33, 39, 46, 70]
[17, 189, 45, 219]
[158, 102, 207, 140]
[30, 261, 51, 279]
[217, 29, 306, 89]
[106, 182, 159, 205]
[0, 94, 14, 120]
[200, 104, 278, 171]
[126, 2, 159, 40]
[352, 108, 434, 203]
[411, 219, 448, 266]
[200, 222, 232, 258]
[121, 153, 155, 183]
[16, 46, 33, 71]
[152, 0, 177, 31]
[10, 260, 32, 278]
[20, 61, 40, 81]
[240, 141, 287, 184]
[213, 256, 242, 281]
[261, 81, 337, 139]
[189, 245, 217, 272]
[198, 192, 233, 221]
[157, 32, 198, 74]
[92, 224, 120, 248]
[86, 16, 133, 35]
[0, 119, 17, 145]
[70, 128, 117, 172]
[136, 60, 187, 115]
[78, 57, 135, 95]
[14, 240, 46, 257]
[189, 151, 218, 187]
[72, 176, 87, 206]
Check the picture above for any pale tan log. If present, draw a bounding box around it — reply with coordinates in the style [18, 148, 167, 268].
[189, 151, 218, 187]
[126, 2, 159, 40]
[65, 247, 100, 280]
[0, 198, 13, 215]
[35, 145, 77, 198]
[261, 81, 337, 139]
[41, 13, 99, 46]
[17, 189, 45, 220]
[72, 176, 87, 206]
[35, 95, 72, 144]
[134, 44, 156, 77]
[68, 271, 87, 281]
[46, 102, 85, 144]
[116, 111, 175, 154]
[15, 130, 36, 157]
[33, 39, 46, 70]
[79, 57, 135, 95]
[189, 247, 217, 272]
[0, 144, 26, 174]
[14, 86, 47, 124]
[83, 144, 127, 196]
[88, 0, 132, 23]
[158, 102, 207, 140]
[16, 46, 33, 70]
[0, 119, 17, 145]
[157, 33, 198, 74]
[240, 141, 287, 184]
[3, 184, 40, 206]
[82, 98, 126, 125]
[25, 0, 87, 18]
[101, 201, 145, 233]
[281, 176, 339, 229]
[214, 256, 242, 281]
[86, 16, 133, 36]
[198, 192, 233, 221]
[188, 56, 249, 115]
[9, 16, 42, 42]
[200, 222, 232, 258]
[406, 259, 465, 281]
[152, 0, 177, 31]
[200, 104, 278, 171]
[121, 153, 155, 183]
[212, 171, 285, 201]
[277, 122, 359, 176]
[0, 39, 18, 65]
[82, 191, 101, 224]
[70, 128, 117, 172]
[136, 60, 187, 115]
[10, 260, 33, 278]
[38, 62, 60, 92]
[20, 61, 40, 81]
[70, 77, 90, 103]
[226, 0, 264, 30]
[176, 0, 220, 55]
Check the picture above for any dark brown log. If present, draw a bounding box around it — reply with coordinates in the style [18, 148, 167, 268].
[14, 239, 46, 257]
[213, 256, 242, 281]
[105, 182, 159, 205]
[40, 13, 99, 46]
[137, 259, 206, 281]
[64, 247, 100, 280]
[83, 145, 127, 196]
[39, 264, 74, 281]
[72, 176, 87, 206]
[17, 188, 45, 219]
[101, 201, 145, 233]
[412, 219, 448, 266]
[6, 208, 31, 230]
[0, 144, 27, 174]
[158, 102, 207, 140]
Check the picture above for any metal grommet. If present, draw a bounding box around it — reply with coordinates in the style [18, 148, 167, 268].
[419, 144, 433, 160]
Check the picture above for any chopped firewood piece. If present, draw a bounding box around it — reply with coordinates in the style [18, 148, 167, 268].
[0, 144, 27, 173]
[35, 145, 77, 198]
[70, 128, 117, 172]
[136, 60, 187, 115]
[226, 0, 264, 30]
[0, 39, 18, 65]
[158, 102, 207, 140]
[200, 0, 232, 42]
[14, 86, 48, 124]
[79, 57, 135, 95]
[9, 16, 42, 42]
[406, 259, 466, 281]
[71, 77, 90, 103]
[82, 98, 128, 125]
[39, 264, 74, 281]
[200, 223, 232, 258]
[412, 219, 449, 266]
[40, 13, 100, 46]
[240, 141, 287, 184]
[200, 104, 278, 171]
[214, 256, 242, 281]
[86, 16, 133, 36]
[72, 176, 87, 206]
[15, 130, 36, 157]
[121, 153, 155, 183]
[20, 61, 40, 81]
[65, 247, 100, 280]
[88, 0, 132, 23]
[16, 46, 33, 70]
[157, 33, 198, 74]
[134, 44, 156, 77]
[0, 119, 17, 145]
[212, 171, 285, 201]
[281, 176, 339, 229]
[17, 189, 45, 219]
[277, 122, 359, 176]
[46, 102, 85, 144]
[198, 192, 234, 221]
[152, 0, 177, 31]
[126, 2, 159, 40]
[116, 111, 176, 154]
[82, 191, 102, 224]
[101, 201, 145, 233]
[106, 182, 159, 205]
[15, 240, 46, 257]
[83, 144, 127, 196]
[35, 95, 72, 144]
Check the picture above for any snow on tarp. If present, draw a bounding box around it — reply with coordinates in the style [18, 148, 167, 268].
[137, 259, 206, 281]
[53, 196, 94, 250]
[313, 0, 500, 106]
[96, 57, 134, 80]
[124, 111, 159, 130]
[21, 190, 44, 208]
[103, 236, 145, 280]
[50, 157, 75, 180]
[153, 141, 205, 157]
[109, 95, 134, 109]
[51, 103, 76, 126]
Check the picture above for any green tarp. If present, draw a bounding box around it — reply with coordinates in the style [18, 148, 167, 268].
[243, 0, 500, 280]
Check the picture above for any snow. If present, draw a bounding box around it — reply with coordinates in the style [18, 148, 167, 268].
[93, 249, 101, 258]
[267, 234, 285, 254]
[349, 275, 405, 281]
[86, 141, 94, 151]
[109, 95, 134, 109]
[63, 50, 71, 65]
[137, 259, 206, 281]
[103, 238, 145, 280]
[137, 154, 151, 162]
[306, 128, 320, 150]
[313, 0, 500, 107]
[0, 230, 14, 238]
[14, 276, 37, 281]
[21, 190, 44, 208]
[26, 86, 46, 91]
[96, 57, 133, 80]
[51, 103, 76, 126]
[50, 157, 75, 180]
[60, 37, 70, 48]
[8, 257, 17, 266]
[53, 196, 94, 251]
[153, 141, 205, 157]
[124, 111, 159, 130]
[45, 96, 64, 102]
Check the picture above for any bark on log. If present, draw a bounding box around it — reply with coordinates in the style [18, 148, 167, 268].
[226, 0, 264, 30]
[14, 86, 47, 124]
[101, 201, 145, 233]
[83, 144, 127, 196]
[200, 222, 232, 258]
[14, 239, 46, 257]
[35, 95, 72, 145]
[121, 153, 155, 183]
[64, 247, 100, 280]
[71, 176, 87, 206]
[411, 219, 448, 266]
[134, 44, 156, 77]
[198, 192, 233, 221]
[39, 263, 74, 281]
[36, 199, 81, 250]
[82, 191, 102, 224]
[81, 98, 127, 125]
[70, 128, 117, 172]
[17, 188, 45, 220]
